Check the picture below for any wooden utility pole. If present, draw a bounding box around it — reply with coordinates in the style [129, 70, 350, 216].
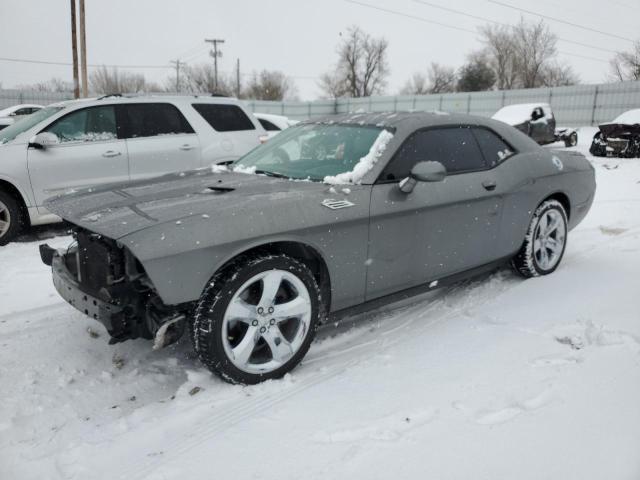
[170, 60, 184, 92]
[204, 38, 225, 91]
[70, 0, 80, 99]
[236, 58, 240, 98]
[79, 0, 88, 97]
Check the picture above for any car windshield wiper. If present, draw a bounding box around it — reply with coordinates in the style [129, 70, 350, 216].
[254, 169, 290, 179]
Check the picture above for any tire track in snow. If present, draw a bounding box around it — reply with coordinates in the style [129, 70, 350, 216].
[118, 274, 516, 480]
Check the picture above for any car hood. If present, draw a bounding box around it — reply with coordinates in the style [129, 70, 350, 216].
[598, 122, 640, 137]
[45, 168, 329, 239]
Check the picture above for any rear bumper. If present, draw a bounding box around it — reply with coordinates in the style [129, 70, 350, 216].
[42, 244, 123, 330]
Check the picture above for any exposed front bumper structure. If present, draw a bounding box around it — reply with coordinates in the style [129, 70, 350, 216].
[41, 244, 124, 332]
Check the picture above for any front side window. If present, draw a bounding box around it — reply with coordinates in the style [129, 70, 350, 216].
[380, 126, 487, 181]
[45, 106, 117, 143]
[472, 128, 514, 167]
[193, 103, 255, 132]
[233, 123, 388, 181]
[125, 103, 194, 138]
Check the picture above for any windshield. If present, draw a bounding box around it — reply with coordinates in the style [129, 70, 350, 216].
[233, 123, 391, 182]
[0, 106, 63, 145]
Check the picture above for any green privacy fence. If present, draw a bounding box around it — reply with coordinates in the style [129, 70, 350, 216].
[3, 80, 639, 127]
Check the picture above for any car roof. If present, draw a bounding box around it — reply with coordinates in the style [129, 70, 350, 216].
[49, 94, 246, 110]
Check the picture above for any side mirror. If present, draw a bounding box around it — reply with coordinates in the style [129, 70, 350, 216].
[399, 161, 446, 193]
[28, 132, 59, 150]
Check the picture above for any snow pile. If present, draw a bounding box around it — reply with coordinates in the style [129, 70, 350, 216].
[210, 164, 229, 173]
[323, 129, 394, 185]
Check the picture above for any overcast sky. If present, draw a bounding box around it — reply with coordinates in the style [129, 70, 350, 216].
[1, 0, 638, 99]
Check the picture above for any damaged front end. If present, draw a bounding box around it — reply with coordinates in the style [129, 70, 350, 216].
[40, 228, 189, 348]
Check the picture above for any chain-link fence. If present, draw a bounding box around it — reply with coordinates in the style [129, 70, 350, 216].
[3, 80, 640, 127]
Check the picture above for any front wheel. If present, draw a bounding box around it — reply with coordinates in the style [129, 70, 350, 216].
[0, 191, 25, 246]
[191, 253, 323, 384]
[512, 199, 568, 278]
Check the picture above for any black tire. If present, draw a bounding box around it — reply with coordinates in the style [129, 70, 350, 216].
[191, 253, 324, 385]
[511, 199, 568, 278]
[0, 190, 26, 246]
[564, 131, 578, 147]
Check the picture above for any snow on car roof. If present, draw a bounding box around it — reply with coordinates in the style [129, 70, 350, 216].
[492, 103, 551, 125]
[612, 109, 640, 125]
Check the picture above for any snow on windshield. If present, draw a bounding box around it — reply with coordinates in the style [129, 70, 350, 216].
[612, 109, 640, 124]
[323, 129, 394, 185]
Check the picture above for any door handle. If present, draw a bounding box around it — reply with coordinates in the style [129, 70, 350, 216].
[102, 150, 122, 158]
[179, 144, 195, 151]
[482, 180, 497, 191]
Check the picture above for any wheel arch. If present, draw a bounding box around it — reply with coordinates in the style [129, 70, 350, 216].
[214, 240, 332, 311]
[542, 191, 571, 220]
[0, 178, 30, 226]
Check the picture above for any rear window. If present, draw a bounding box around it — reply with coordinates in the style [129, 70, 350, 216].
[258, 118, 281, 131]
[192, 103, 255, 132]
[472, 127, 514, 167]
[125, 103, 194, 138]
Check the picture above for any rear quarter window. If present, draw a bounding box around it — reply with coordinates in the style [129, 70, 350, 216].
[192, 104, 256, 132]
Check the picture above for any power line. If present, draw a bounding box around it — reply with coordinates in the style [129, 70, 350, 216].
[345, 0, 609, 63]
[487, 0, 637, 43]
[0, 56, 171, 69]
[412, 0, 619, 54]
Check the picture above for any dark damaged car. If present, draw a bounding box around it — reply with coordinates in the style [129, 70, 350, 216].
[40, 112, 596, 384]
[590, 109, 640, 158]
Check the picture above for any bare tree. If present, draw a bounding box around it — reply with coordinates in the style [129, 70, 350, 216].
[319, 25, 389, 98]
[400, 72, 429, 95]
[90, 66, 154, 94]
[609, 41, 640, 81]
[540, 62, 579, 87]
[175, 64, 235, 95]
[427, 63, 457, 93]
[16, 78, 74, 92]
[511, 18, 557, 88]
[480, 24, 518, 90]
[245, 70, 296, 101]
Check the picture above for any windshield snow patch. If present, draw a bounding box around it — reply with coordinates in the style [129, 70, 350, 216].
[323, 129, 394, 185]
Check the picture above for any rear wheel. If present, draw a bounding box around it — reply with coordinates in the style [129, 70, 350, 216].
[191, 253, 323, 384]
[564, 131, 578, 147]
[512, 200, 568, 278]
[0, 190, 25, 246]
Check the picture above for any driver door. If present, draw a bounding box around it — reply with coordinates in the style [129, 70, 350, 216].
[27, 105, 129, 211]
[366, 126, 503, 300]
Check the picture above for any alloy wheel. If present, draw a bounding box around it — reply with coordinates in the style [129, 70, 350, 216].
[0, 199, 11, 238]
[533, 209, 566, 270]
[221, 269, 312, 374]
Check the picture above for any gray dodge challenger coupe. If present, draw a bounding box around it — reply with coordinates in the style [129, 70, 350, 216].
[40, 112, 596, 384]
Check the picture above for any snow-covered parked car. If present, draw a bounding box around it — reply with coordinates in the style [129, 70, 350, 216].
[589, 109, 640, 158]
[40, 112, 596, 384]
[492, 103, 577, 147]
[0, 104, 43, 130]
[0, 95, 266, 245]
[253, 112, 298, 139]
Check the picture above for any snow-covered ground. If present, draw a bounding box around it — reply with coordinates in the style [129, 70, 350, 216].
[2, 127, 639, 480]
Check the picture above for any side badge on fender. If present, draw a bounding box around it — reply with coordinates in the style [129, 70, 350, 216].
[322, 198, 355, 210]
[552, 155, 564, 171]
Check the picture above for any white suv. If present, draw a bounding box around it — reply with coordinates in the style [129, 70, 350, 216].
[0, 95, 266, 244]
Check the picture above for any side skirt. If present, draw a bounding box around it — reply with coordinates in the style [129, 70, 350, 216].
[328, 256, 514, 323]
